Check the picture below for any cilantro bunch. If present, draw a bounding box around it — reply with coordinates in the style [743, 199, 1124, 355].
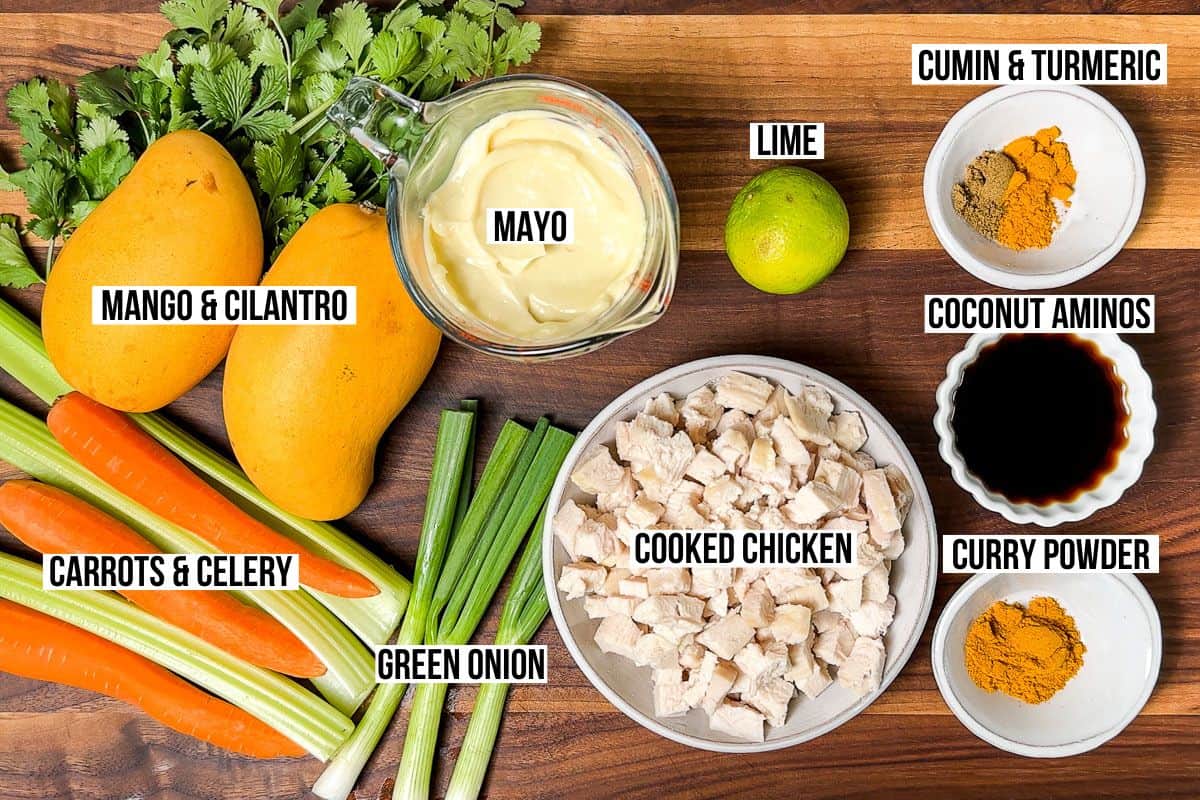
[0, 0, 540, 269]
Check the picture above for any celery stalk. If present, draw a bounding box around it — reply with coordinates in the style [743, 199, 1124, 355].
[393, 428, 573, 800]
[0, 552, 352, 760]
[313, 408, 475, 800]
[0, 294, 410, 645]
[445, 508, 551, 800]
[0, 398, 374, 715]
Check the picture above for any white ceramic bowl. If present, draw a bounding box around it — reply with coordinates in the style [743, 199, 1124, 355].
[934, 332, 1155, 526]
[932, 572, 1161, 758]
[923, 85, 1145, 289]
[543, 355, 938, 752]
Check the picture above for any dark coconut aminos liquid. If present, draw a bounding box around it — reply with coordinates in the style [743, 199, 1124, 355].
[950, 333, 1130, 505]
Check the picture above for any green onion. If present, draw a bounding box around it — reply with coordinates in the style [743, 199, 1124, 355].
[453, 399, 480, 533]
[0, 552, 352, 760]
[313, 408, 475, 800]
[393, 426, 574, 800]
[0, 398, 374, 715]
[445, 506, 551, 800]
[0, 295, 411, 646]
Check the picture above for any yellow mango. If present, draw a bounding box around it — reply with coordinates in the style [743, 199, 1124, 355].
[42, 130, 262, 411]
[222, 204, 440, 520]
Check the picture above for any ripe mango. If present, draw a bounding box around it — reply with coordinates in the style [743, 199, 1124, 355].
[222, 204, 441, 520]
[42, 130, 262, 411]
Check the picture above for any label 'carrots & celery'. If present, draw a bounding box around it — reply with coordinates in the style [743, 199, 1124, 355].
[0, 598, 306, 759]
[46, 392, 378, 599]
[0, 480, 326, 678]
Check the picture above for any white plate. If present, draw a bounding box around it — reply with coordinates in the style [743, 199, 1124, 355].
[542, 355, 938, 752]
[932, 573, 1161, 757]
[923, 85, 1145, 289]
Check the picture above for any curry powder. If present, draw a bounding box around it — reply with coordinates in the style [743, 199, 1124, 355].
[964, 596, 1085, 704]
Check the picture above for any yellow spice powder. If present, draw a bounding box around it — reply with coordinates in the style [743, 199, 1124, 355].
[964, 596, 1085, 704]
[996, 126, 1076, 250]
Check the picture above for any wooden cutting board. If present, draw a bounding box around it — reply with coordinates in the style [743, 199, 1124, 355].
[0, 4, 1197, 799]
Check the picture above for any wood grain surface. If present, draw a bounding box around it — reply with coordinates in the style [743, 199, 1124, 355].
[1, 6, 1198, 800]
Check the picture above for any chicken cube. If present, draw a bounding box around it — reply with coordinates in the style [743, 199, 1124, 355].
[614, 413, 674, 468]
[783, 389, 833, 446]
[557, 562, 607, 600]
[827, 578, 864, 614]
[652, 669, 693, 717]
[635, 431, 696, 503]
[798, 663, 833, 699]
[680, 386, 722, 443]
[697, 613, 756, 660]
[572, 520, 620, 567]
[584, 596, 611, 619]
[883, 464, 914, 524]
[605, 595, 641, 617]
[747, 676, 793, 727]
[618, 575, 650, 598]
[862, 468, 903, 537]
[882, 531, 906, 559]
[784, 642, 817, 685]
[703, 476, 742, 512]
[732, 641, 788, 697]
[597, 467, 637, 513]
[552, 500, 588, 561]
[662, 480, 707, 529]
[837, 636, 886, 697]
[812, 621, 856, 666]
[740, 579, 776, 628]
[811, 609, 843, 634]
[633, 594, 704, 627]
[690, 567, 734, 598]
[744, 437, 777, 481]
[829, 410, 868, 452]
[678, 641, 706, 670]
[683, 651, 720, 707]
[814, 459, 863, 508]
[685, 448, 728, 486]
[571, 444, 627, 498]
[770, 603, 813, 645]
[645, 568, 692, 596]
[850, 596, 896, 638]
[714, 372, 773, 415]
[633, 633, 679, 669]
[594, 614, 641, 660]
[601, 567, 631, 597]
[783, 481, 845, 525]
[709, 701, 765, 743]
[712, 427, 752, 472]
[706, 591, 730, 618]
[624, 494, 666, 529]
[642, 392, 680, 426]
[701, 660, 740, 714]
[862, 562, 891, 604]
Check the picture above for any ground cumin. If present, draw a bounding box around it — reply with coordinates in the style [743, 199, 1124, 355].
[996, 126, 1076, 250]
[964, 596, 1085, 704]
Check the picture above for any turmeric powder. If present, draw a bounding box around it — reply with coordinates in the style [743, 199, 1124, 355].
[964, 596, 1085, 704]
[996, 126, 1076, 250]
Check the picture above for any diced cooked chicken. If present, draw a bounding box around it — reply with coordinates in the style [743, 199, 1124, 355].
[624, 494, 665, 528]
[862, 468, 902, 537]
[829, 410, 868, 452]
[783, 481, 845, 525]
[702, 660, 740, 714]
[714, 372, 774, 415]
[571, 444, 627, 497]
[679, 386, 722, 443]
[837, 636, 885, 697]
[798, 663, 833, 699]
[645, 568, 692, 596]
[813, 620, 856, 666]
[769, 603, 813, 644]
[557, 562, 607, 600]
[557, 372, 911, 737]
[740, 579, 776, 628]
[652, 669, 693, 717]
[594, 614, 641, 659]
[709, 701, 765, 742]
[850, 596, 896, 638]
[697, 613, 756, 660]
[643, 392, 680, 426]
[827, 578, 863, 614]
[685, 448, 727, 485]
[814, 459, 863, 508]
[747, 676, 793, 727]
[633, 632, 679, 669]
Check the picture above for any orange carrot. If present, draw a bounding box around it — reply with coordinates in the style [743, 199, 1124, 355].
[0, 480, 325, 678]
[0, 599, 305, 758]
[46, 392, 377, 598]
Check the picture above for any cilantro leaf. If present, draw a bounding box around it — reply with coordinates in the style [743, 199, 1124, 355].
[331, 1, 373, 69]
[161, 0, 231, 36]
[0, 215, 42, 288]
[191, 59, 253, 125]
[252, 133, 304, 199]
[77, 141, 135, 197]
[79, 114, 129, 153]
[493, 21, 540, 75]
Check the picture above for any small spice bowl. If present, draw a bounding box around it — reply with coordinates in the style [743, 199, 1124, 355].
[934, 331, 1156, 526]
[923, 85, 1145, 289]
[932, 573, 1161, 758]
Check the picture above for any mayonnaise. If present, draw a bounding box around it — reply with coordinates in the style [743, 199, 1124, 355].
[422, 110, 647, 341]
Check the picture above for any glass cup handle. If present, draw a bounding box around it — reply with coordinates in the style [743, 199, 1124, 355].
[327, 77, 426, 176]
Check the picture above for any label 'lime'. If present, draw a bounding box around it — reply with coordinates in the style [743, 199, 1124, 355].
[724, 167, 850, 295]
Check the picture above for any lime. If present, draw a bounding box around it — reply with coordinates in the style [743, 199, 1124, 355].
[724, 166, 850, 295]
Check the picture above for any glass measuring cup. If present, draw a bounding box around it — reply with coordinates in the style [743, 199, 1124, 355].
[327, 75, 679, 360]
